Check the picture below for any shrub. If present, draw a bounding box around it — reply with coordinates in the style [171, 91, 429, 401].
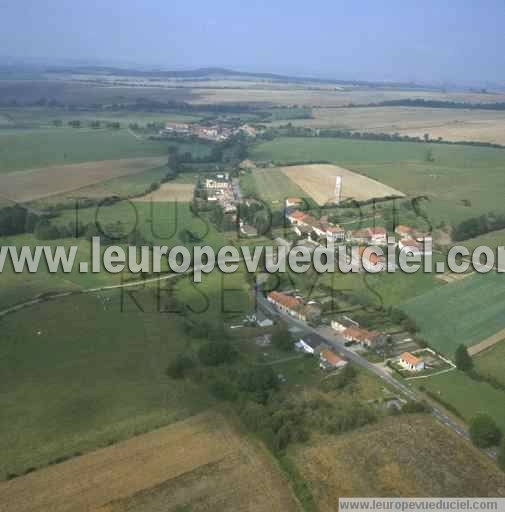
[166, 353, 195, 379]
[198, 340, 236, 366]
[469, 414, 502, 448]
[455, 344, 473, 372]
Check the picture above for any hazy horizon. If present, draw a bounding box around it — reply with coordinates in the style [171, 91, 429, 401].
[1, 0, 505, 85]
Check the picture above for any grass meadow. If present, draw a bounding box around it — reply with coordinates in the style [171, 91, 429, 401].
[0, 292, 212, 479]
[416, 370, 505, 434]
[474, 341, 505, 387]
[402, 272, 505, 355]
[251, 137, 505, 225]
[0, 128, 168, 173]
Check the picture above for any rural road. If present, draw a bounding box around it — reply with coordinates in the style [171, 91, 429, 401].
[254, 292, 495, 459]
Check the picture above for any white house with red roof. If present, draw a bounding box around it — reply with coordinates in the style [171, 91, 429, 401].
[399, 352, 425, 372]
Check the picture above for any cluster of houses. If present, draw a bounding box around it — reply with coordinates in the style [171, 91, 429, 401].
[204, 173, 238, 213]
[294, 333, 348, 370]
[395, 225, 432, 256]
[161, 122, 257, 142]
[265, 292, 430, 373]
[267, 291, 322, 324]
[285, 205, 432, 260]
[331, 315, 385, 350]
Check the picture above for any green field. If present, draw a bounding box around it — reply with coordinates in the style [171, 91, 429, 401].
[0, 292, 214, 479]
[461, 228, 505, 253]
[240, 168, 308, 206]
[251, 137, 505, 225]
[0, 107, 201, 129]
[475, 341, 505, 387]
[54, 200, 226, 250]
[417, 370, 505, 433]
[0, 202, 228, 310]
[0, 128, 170, 173]
[402, 272, 505, 355]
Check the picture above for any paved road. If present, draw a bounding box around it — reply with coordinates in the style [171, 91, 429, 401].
[255, 292, 494, 457]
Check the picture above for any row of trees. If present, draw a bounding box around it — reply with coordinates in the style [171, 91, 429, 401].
[452, 211, 505, 241]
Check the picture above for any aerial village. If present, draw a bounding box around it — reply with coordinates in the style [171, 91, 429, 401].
[160, 121, 257, 142]
[194, 171, 446, 380]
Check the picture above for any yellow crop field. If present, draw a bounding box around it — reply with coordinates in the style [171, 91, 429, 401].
[0, 412, 301, 512]
[281, 163, 404, 205]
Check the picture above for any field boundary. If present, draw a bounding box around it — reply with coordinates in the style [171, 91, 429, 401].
[468, 330, 505, 356]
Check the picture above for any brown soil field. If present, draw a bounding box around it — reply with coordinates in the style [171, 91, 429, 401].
[133, 183, 195, 202]
[281, 164, 404, 205]
[0, 157, 166, 202]
[273, 107, 505, 145]
[291, 415, 505, 507]
[0, 412, 300, 512]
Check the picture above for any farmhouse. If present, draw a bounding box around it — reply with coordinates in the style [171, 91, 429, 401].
[343, 326, 382, 348]
[369, 227, 388, 244]
[322, 224, 346, 243]
[287, 210, 345, 244]
[286, 197, 304, 208]
[296, 334, 323, 354]
[349, 228, 371, 243]
[267, 291, 305, 321]
[399, 352, 425, 372]
[319, 348, 348, 370]
[331, 315, 360, 333]
[349, 227, 388, 244]
[395, 225, 415, 239]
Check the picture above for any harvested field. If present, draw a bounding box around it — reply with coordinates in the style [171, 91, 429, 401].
[133, 182, 195, 202]
[275, 107, 505, 145]
[281, 164, 404, 205]
[291, 415, 505, 505]
[0, 157, 166, 202]
[0, 412, 300, 512]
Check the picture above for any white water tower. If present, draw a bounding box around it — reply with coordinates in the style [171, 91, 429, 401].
[335, 176, 342, 204]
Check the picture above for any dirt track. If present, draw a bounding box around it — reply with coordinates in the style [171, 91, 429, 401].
[0, 157, 165, 202]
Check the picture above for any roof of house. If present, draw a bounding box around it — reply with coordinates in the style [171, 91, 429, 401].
[400, 239, 421, 250]
[369, 227, 387, 236]
[325, 225, 345, 234]
[344, 326, 380, 343]
[332, 316, 359, 328]
[267, 291, 301, 310]
[286, 197, 303, 203]
[400, 352, 423, 366]
[300, 334, 323, 350]
[320, 348, 345, 366]
[395, 225, 413, 234]
[352, 228, 372, 238]
[288, 210, 308, 222]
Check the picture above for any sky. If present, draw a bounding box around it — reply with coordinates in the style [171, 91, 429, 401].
[1, 0, 505, 84]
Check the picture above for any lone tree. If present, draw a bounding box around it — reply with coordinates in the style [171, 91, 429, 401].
[469, 414, 502, 448]
[455, 344, 473, 372]
[498, 439, 505, 472]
